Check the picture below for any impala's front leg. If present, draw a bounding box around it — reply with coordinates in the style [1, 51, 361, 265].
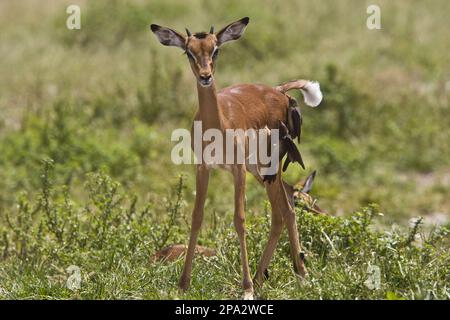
[233, 165, 254, 299]
[179, 165, 210, 291]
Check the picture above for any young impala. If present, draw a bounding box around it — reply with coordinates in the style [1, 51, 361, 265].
[150, 17, 322, 299]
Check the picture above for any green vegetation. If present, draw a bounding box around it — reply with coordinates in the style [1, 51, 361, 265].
[0, 169, 448, 299]
[0, 0, 449, 299]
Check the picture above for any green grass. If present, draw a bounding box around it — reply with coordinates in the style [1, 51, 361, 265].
[0, 167, 448, 299]
[0, 0, 449, 299]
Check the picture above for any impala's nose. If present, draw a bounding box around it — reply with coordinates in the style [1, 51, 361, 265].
[199, 74, 212, 87]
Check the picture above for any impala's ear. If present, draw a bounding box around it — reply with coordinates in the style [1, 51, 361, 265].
[216, 17, 249, 46]
[301, 170, 317, 194]
[150, 24, 186, 50]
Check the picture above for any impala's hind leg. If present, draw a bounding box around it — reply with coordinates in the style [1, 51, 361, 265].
[255, 170, 306, 286]
[254, 200, 283, 286]
[179, 165, 210, 291]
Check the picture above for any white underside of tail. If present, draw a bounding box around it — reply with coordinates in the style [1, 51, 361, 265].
[300, 81, 323, 107]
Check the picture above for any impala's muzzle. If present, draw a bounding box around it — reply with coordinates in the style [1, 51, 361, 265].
[199, 74, 213, 87]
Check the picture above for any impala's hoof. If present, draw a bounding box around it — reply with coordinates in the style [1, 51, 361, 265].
[243, 290, 254, 300]
[178, 277, 190, 292]
[178, 285, 188, 292]
[263, 268, 269, 280]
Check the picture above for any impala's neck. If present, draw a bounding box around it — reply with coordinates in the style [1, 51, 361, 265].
[196, 80, 223, 131]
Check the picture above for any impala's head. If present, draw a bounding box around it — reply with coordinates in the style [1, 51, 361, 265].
[286, 170, 327, 215]
[150, 17, 249, 87]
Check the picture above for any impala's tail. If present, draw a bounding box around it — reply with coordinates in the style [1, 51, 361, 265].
[276, 80, 323, 107]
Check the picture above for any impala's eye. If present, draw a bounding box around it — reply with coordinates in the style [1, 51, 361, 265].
[212, 48, 219, 59]
[186, 50, 195, 61]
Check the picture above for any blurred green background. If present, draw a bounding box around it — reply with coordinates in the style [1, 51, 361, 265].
[1, 0, 449, 225]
